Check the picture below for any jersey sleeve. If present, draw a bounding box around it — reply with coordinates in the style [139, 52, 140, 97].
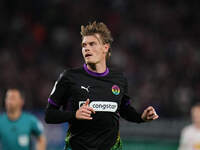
[48, 70, 71, 107]
[45, 70, 76, 124]
[119, 77, 144, 123]
[30, 115, 44, 137]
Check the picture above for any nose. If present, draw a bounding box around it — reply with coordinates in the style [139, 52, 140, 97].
[82, 44, 90, 52]
[85, 48, 90, 52]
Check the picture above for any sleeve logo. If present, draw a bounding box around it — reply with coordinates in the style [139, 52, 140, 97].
[112, 85, 120, 95]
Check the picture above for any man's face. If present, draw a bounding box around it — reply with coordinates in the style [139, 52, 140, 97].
[5, 90, 24, 112]
[81, 34, 109, 65]
[191, 106, 200, 126]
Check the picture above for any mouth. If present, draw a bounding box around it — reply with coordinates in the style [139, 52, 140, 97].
[85, 53, 92, 58]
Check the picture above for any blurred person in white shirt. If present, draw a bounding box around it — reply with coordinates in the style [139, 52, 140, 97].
[178, 103, 200, 150]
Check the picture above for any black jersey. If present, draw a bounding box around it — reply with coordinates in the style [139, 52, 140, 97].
[46, 64, 143, 150]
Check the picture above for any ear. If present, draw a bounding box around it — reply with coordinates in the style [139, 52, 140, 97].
[21, 99, 25, 107]
[103, 43, 110, 53]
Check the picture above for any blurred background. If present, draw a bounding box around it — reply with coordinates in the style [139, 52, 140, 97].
[0, 0, 200, 149]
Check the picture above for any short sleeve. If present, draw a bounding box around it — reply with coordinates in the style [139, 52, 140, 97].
[31, 115, 44, 137]
[48, 70, 71, 107]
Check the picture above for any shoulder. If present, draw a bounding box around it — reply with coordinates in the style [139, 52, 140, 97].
[23, 113, 44, 132]
[109, 67, 127, 83]
[181, 124, 195, 134]
[109, 67, 126, 78]
[66, 67, 84, 74]
[61, 67, 84, 78]
[0, 113, 7, 122]
[22, 112, 39, 122]
[54, 67, 83, 83]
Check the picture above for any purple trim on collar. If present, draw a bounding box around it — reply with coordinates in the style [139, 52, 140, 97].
[48, 98, 59, 107]
[83, 64, 109, 77]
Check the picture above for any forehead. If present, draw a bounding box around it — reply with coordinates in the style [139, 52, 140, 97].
[82, 34, 102, 44]
[6, 90, 21, 97]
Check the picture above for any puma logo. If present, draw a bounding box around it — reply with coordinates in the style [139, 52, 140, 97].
[81, 86, 90, 93]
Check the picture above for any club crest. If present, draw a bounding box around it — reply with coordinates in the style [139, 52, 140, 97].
[112, 85, 120, 95]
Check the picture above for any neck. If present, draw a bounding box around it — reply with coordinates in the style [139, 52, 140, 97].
[87, 61, 107, 73]
[7, 110, 22, 121]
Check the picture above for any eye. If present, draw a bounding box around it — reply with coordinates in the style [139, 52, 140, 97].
[89, 42, 95, 46]
[81, 43, 85, 48]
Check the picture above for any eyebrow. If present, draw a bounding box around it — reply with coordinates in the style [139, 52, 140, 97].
[81, 41, 97, 47]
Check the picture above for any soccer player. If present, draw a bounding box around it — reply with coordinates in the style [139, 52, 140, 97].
[45, 21, 159, 150]
[178, 103, 200, 150]
[0, 88, 46, 150]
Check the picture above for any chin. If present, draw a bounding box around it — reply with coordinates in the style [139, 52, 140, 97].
[85, 60, 96, 65]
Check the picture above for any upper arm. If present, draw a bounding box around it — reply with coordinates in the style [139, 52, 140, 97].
[45, 70, 74, 123]
[119, 76, 143, 123]
[120, 76, 131, 109]
[48, 70, 71, 107]
[119, 76, 131, 115]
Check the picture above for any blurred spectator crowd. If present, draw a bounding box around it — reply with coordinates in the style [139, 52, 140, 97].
[0, 0, 200, 118]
